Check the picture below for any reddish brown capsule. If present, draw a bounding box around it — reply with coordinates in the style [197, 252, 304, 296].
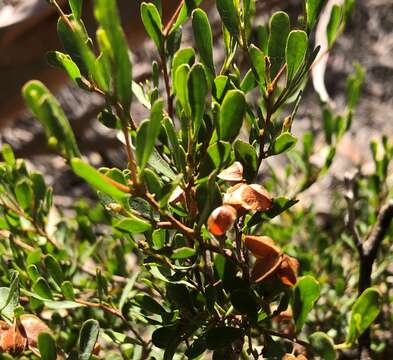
[277, 255, 299, 286]
[207, 205, 237, 236]
[224, 183, 272, 212]
[244, 235, 281, 259]
[217, 161, 244, 182]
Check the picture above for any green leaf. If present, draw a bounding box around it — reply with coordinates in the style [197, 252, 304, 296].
[0, 287, 18, 321]
[134, 294, 166, 315]
[61, 281, 75, 300]
[192, 9, 215, 76]
[152, 325, 181, 349]
[57, 15, 88, 77]
[219, 90, 246, 142]
[136, 99, 164, 171]
[38, 333, 57, 360]
[33, 278, 53, 300]
[188, 63, 208, 134]
[172, 48, 195, 87]
[249, 45, 266, 84]
[1, 144, 15, 166]
[216, 0, 240, 39]
[240, 69, 257, 93]
[44, 255, 64, 286]
[78, 319, 100, 360]
[205, 327, 244, 349]
[114, 215, 152, 234]
[234, 140, 257, 182]
[174, 64, 191, 116]
[305, 0, 324, 32]
[346, 288, 381, 345]
[309, 332, 336, 360]
[292, 275, 320, 332]
[327, 5, 343, 48]
[172, 247, 196, 259]
[69, 19, 108, 91]
[199, 141, 231, 177]
[272, 132, 297, 155]
[69, 0, 82, 20]
[22, 81, 80, 160]
[141, 2, 163, 52]
[94, 0, 133, 113]
[286, 30, 308, 83]
[47, 51, 81, 85]
[71, 158, 129, 201]
[148, 148, 177, 180]
[268, 11, 290, 78]
[15, 179, 33, 210]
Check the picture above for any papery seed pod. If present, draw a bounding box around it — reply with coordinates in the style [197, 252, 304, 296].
[0, 320, 28, 355]
[251, 255, 282, 283]
[217, 161, 244, 182]
[20, 314, 51, 348]
[224, 183, 271, 212]
[207, 205, 237, 236]
[244, 235, 281, 259]
[277, 255, 299, 286]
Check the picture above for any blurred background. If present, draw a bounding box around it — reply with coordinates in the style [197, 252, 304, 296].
[0, 0, 392, 209]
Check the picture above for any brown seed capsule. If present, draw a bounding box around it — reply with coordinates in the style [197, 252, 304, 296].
[0, 320, 28, 355]
[217, 161, 244, 182]
[20, 314, 51, 348]
[244, 235, 281, 259]
[251, 255, 282, 283]
[224, 183, 272, 212]
[277, 255, 299, 287]
[207, 205, 237, 236]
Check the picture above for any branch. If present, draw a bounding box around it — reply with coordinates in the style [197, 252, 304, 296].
[363, 200, 393, 259]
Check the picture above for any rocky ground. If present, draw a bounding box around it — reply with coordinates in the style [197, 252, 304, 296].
[0, 0, 392, 210]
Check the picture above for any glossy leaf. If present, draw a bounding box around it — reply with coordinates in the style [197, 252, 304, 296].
[188, 63, 208, 134]
[22, 81, 80, 160]
[38, 333, 57, 360]
[218, 90, 246, 142]
[192, 9, 215, 76]
[141, 2, 163, 52]
[136, 99, 164, 171]
[234, 140, 257, 182]
[78, 319, 100, 360]
[272, 132, 298, 155]
[114, 216, 152, 234]
[309, 332, 336, 360]
[249, 45, 266, 83]
[216, 0, 240, 39]
[268, 11, 290, 78]
[305, 0, 324, 32]
[71, 158, 129, 201]
[286, 30, 308, 82]
[327, 5, 343, 48]
[346, 288, 381, 345]
[292, 275, 320, 332]
[47, 51, 81, 85]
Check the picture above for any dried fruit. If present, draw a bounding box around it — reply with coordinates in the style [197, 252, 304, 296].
[20, 314, 51, 348]
[277, 255, 299, 286]
[207, 204, 238, 236]
[0, 315, 51, 354]
[244, 235, 281, 258]
[223, 183, 271, 212]
[0, 320, 28, 355]
[217, 161, 244, 182]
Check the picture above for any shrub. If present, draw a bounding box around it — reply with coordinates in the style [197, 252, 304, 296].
[0, 0, 391, 359]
